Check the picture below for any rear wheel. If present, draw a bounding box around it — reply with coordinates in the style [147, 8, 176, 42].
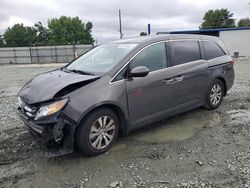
[76, 108, 119, 156]
[204, 79, 225, 110]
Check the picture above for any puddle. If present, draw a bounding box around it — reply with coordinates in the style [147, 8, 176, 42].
[132, 110, 230, 143]
[110, 143, 136, 157]
[30, 143, 138, 188]
[228, 109, 250, 123]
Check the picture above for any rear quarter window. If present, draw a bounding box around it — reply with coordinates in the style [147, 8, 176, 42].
[169, 41, 201, 66]
[204, 41, 226, 60]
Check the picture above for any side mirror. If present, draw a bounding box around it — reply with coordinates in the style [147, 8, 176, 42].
[129, 66, 150, 78]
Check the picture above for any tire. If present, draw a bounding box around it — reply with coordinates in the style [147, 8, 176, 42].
[76, 108, 119, 156]
[204, 79, 225, 110]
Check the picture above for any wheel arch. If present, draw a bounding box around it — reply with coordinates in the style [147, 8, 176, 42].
[76, 103, 129, 136]
[215, 77, 227, 96]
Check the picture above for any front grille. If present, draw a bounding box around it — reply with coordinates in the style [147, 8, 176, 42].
[19, 99, 38, 119]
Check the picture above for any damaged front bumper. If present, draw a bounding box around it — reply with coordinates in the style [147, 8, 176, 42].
[17, 108, 77, 157]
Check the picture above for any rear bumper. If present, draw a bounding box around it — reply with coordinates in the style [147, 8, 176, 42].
[226, 68, 235, 92]
[17, 109, 76, 157]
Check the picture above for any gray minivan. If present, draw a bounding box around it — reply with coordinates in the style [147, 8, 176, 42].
[18, 34, 235, 156]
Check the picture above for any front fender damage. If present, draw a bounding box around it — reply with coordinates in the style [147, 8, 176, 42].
[43, 116, 77, 158]
[22, 112, 78, 158]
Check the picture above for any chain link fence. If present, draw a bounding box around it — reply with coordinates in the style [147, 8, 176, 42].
[0, 45, 92, 64]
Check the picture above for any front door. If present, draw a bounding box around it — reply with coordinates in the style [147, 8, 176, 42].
[126, 42, 175, 128]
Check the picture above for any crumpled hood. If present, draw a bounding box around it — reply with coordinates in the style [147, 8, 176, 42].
[18, 69, 99, 104]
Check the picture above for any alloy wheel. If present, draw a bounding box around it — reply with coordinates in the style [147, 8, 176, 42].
[89, 116, 116, 150]
[210, 84, 222, 106]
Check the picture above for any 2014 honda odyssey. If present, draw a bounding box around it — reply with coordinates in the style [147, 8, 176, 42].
[17, 34, 234, 157]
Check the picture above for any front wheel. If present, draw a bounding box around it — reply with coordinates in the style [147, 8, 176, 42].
[204, 79, 225, 110]
[76, 108, 119, 156]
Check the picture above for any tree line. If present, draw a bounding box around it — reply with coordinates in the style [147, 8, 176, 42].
[140, 9, 250, 36]
[0, 16, 94, 47]
[1, 9, 250, 46]
[201, 9, 250, 29]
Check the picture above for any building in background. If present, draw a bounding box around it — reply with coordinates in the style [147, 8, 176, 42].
[157, 27, 250, 57]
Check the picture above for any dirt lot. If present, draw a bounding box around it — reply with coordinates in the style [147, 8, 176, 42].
[0, 59, 249, 188]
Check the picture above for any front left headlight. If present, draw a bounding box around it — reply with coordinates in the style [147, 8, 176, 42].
[35, 98, 68, 120]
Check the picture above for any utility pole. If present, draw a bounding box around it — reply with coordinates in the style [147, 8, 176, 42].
[119, 9, 123, 39]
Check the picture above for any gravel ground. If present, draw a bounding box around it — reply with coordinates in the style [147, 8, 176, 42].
[0, 59, 249, 188]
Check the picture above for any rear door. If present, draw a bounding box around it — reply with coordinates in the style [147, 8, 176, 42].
[125, 42, 175, 127]
[167, 40, 209, 110]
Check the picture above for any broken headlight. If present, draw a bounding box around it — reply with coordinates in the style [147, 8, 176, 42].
[35, 98, 68, 120]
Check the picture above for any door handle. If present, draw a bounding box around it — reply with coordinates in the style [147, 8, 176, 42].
[175, 76, 184, 82]
[162, 78, 175, 84]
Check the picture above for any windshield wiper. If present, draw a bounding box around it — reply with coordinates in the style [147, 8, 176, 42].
[66, 68, 95, 76]
[61, 67, 70, 72]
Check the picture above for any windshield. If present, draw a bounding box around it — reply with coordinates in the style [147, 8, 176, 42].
[66, 43, 138, 75]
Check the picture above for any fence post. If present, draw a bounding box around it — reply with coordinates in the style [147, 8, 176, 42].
[29, 46, 32, 63]
[13, 48, 17, 64]
[65, 46, 69, 63]
[73, 45, 77, 58]
[36, 47, 39, 63]
[54, 46, 58, 63]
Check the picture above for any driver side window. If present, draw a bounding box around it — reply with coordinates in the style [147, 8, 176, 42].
[130, 43, 167, 72]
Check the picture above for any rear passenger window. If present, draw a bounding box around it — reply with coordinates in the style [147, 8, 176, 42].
[170, 41, 201, 66]
[204, 41, 226, 60]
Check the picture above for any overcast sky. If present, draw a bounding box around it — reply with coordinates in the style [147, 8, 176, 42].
[1, 0, 250, 43]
